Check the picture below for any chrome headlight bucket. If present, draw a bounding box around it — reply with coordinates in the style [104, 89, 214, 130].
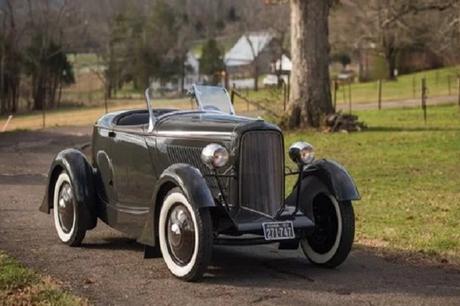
[201, 143, 229, 169]
[288, 142, 315, 166]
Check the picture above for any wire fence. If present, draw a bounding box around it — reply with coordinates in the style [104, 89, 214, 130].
[1, 68, 460, 131]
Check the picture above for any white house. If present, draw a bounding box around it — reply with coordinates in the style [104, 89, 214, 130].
[224, 32, 278, 89]
[181, 51, 200, 90]
[224, 32, 274, 68]
[274, 54, 292, 72]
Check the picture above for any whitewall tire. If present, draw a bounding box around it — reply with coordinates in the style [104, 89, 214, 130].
[159, 188, 212, 281]
[53, 171, 86, 246]
[301, 193, 354, 268]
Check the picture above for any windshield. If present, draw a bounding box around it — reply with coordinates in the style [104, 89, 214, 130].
[193, 85, 235, 115]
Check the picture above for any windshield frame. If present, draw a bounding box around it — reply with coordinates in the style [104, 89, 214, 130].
[144, 84, 235, 132]
[192, 84, 235, 115]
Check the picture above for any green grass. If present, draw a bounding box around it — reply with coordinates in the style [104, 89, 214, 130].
[285, 104, 460, 262]
[0, 252, 85, 305]
[235, 66, 460, 111]
[336, 65, 460, 104]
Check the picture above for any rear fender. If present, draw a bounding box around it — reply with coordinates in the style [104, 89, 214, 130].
[39, 148, 97, 230]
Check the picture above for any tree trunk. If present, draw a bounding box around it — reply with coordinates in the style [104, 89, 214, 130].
[386, 48, 397, 80]
[382, 31, 398, 80]
[286, 0, 334, 128]
[0, 49, 5, 115]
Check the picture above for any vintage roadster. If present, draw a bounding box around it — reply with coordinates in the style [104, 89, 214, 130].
[40, 85, 360, 281]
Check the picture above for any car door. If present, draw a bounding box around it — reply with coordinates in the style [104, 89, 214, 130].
[105, 125, 157, 236]
[109, 126, 156, 207]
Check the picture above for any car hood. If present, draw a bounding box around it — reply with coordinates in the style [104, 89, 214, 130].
[154, 111, 280, 140]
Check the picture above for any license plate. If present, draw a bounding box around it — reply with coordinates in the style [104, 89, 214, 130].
[262, 221, 295, 241]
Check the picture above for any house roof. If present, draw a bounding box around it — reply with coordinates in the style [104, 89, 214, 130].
[224, 32, 273, 67]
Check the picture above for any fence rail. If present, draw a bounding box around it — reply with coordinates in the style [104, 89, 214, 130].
[230, 88, 281, 118]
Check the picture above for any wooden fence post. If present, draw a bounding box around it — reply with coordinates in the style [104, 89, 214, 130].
[333, 80, 338, 112]
[457, 77, 460, 107]
[348, 82, 352, 114]
[283, 82, 287, 111]
[421, 78, 427, 124]
[412, 75, 416, 98]
[447, 75, 451, 96]
[42, 102, 46, 129]
[104, 87, 109, 114]
[246, 96, 250, 111]
[378, 79, 382, 110]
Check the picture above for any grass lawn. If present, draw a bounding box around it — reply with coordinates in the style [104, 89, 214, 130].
[338, 65, 460, 104]
[236, 65, 460, 110]
[0, 252, 84, 305]
[285, 104, 460, 263]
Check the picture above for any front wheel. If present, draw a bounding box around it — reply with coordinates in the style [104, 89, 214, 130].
[301, 193, 355, 268]
[158, 188, 213, 281]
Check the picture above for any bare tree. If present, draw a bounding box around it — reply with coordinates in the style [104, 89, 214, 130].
[427, 1, 460, 66]
[20, 0, 84, 110]
[338, 0, 459, 80]
[0, 0, 22, 114]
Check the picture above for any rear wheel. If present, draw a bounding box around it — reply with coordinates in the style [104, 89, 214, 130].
[301, 191, 354, 268]
[158, 188, 212, 281]
[53, 171, 86, 246]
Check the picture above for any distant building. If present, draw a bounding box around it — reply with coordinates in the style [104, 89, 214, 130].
[224, 32, 280, 89]
[181, 51, 200, 91]
[274, 54, 292, 73]
[150, 51, 201, 94]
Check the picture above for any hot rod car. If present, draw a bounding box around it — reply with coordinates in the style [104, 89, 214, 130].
[40, 85, 360, 281]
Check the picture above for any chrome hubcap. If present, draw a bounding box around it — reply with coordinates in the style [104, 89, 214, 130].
[166, 204, 195, 266]
[57, 182, 75, 234]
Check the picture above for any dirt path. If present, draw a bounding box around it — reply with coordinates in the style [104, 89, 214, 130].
[0, 127, 459, 305]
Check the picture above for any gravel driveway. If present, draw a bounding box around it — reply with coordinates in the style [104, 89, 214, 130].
[0, 127, 459, 305]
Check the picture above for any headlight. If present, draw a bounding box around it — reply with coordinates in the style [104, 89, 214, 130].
[201, 143, 229, 169]
[288, 142, 315, 166]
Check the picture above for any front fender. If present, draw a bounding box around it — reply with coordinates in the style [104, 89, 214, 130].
[138, 163, 215, 247]
[154, 163, 216, 210]
[306, 159, 360, 202]
[285, 159, 359, 221]
[39, 148, 97, 230]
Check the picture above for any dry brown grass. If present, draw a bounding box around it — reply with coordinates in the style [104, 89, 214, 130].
[0, 98, 259, 131]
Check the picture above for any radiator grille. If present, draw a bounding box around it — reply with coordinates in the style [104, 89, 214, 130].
[239, 131, 284, 216]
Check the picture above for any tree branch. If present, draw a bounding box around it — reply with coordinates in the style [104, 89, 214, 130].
[382, 1, 459, 28]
